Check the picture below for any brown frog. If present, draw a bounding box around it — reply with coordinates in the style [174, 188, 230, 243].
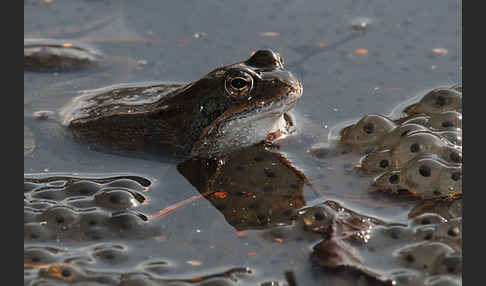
[60, 50, 303, 158]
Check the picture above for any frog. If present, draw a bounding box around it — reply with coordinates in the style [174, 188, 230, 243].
[59, 50, 303, 158]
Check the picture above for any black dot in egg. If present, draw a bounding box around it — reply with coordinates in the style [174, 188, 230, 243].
[379, 160, 389, 168]
[363, 123, 374, 134]
[448, 226, 460, 237]
[419, 165, 431, 177]
[410, 143, 420, 153]
[389, 174, 400, 184]
[421, 218, 431, 225]
[61, 268, 71, 277]
[436, 95, 447, 106]
[450, 151, 462, 163]
[451, 172, 461, 181]
[442, 121, 454, 128]
[314, 212, 325, 221]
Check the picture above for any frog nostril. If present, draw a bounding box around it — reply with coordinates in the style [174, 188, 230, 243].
[245, 50, 282, 69]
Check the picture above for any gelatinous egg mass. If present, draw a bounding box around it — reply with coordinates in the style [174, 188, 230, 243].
[339, 85, 462, 199]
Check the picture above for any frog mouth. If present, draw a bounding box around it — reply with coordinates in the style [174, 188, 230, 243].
[229, 82, 303, 122]
[229, 96, 298, 122]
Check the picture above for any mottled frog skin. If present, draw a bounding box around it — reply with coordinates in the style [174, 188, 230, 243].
[60, 50, 302, 158]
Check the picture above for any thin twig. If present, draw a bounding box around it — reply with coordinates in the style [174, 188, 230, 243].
[149, 191, 214, 221]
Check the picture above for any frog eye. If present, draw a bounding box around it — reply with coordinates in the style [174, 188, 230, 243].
[225, 71, 254, 98]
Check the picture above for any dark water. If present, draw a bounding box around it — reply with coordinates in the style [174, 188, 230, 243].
[24, 0, 461, 285]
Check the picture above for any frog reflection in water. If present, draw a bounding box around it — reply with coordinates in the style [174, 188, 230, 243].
[61, 50, 303, 158]
[177, 143, 309, 230]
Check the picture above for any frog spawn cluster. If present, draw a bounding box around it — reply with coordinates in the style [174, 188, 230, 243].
[24, 175, 258, 286]
[24, 176, 157, 242]
[340, 85, 462, 199]
[24, 243, 251, 286]
[263, 198, 462, 285]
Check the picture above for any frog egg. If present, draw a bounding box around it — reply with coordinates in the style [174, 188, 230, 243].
[395, 241, 456, 275]
[374, 170, 404, 194]
[437, 146, 462, 165]
[404, 88, 462, 115]
[400, 157, 443, 197]
[376, 124, 428, 150]
[390, 131, 450, 167]
[94, 188, 144, 210]
[39, 206, 80, 232]
[24, 247, 59, 265]
[340, 114, 397, 148]
[39, 263, 86, 282]
[427, 111, 462, 131]
[431, 218, 462, 244]
[436, 167, 462, 196]
[400, 156, 461, 198]
[361, 149, 395, 175]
